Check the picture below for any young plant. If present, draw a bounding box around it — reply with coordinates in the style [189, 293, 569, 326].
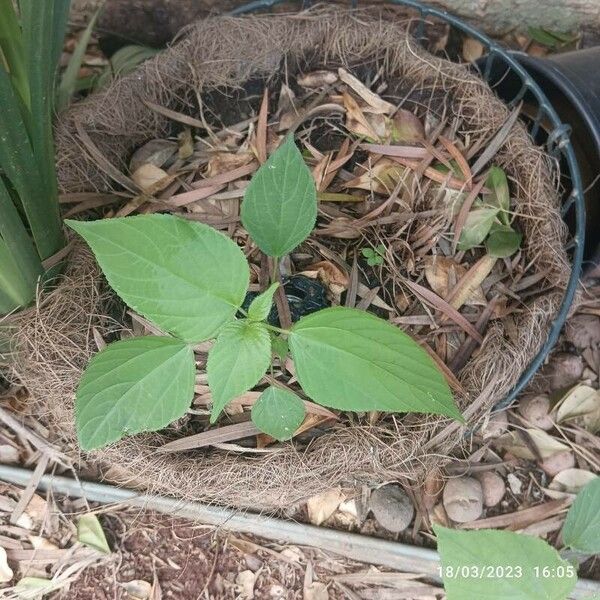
[435, 476, 600, 600]
[0, 0, 71, 314]
[68, 135, 463, 451]
[361, 244, 386, 266]
[458, 166, 522, 258]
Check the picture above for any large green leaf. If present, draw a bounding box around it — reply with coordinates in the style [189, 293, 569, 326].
[562, 476, 600, 553]
[207, 320, 271, 422]
[241, 135, 317, 257]
[434, 525, 577, 600]
[66, 215, 249, 343]
[76, 336, 195, 451]
[251, 386, 305, 441]
[288, 307, 461, 419]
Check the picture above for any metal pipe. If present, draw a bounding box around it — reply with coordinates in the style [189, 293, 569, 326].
[0, 464, 598, 598]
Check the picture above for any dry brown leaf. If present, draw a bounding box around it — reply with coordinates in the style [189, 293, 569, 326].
[0, 547, 13, 583]
[206, 152, 254, 177]
[424, 256, 486, 306]
[496, 429, 569, 460]
[462, 37, 485, 62]
[306, 488, 346, 526]
[548, 468, 597, 496]
[129, 139, 177, 173]
[447, 255, 496, 310]
[301, 261, 349, 296]
[131, 164, 170, 192]
[344, 158, 405, 195]
[177, 128, 194, 160]
[297, 70, 338, 88]
[304, 581, 329, 600]
[554, 384, 600, 432]
[338, 68, 395, 114]
[342, 91, 382, 141]
[390, 109, 425, 143]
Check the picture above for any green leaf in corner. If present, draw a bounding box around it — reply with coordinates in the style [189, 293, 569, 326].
[486, 166, 510, 225]
[77, 513, 111, 554]
[288, 307, 461, 420]
[457, 207, 498, 251]
[207, 320, 271, 422]
[66, 215, 249, 343]
[248, 282, 279, 321]
[76, 336, 195, 450]
[562, 476, 600, 553]
[485, 223, 522, 258]
[241, 135, 317, 257]
[434, 525, 577, 600]
[251, 386, 305, 441]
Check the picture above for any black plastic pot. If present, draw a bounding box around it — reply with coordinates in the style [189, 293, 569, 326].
[482, 47, 600, 273]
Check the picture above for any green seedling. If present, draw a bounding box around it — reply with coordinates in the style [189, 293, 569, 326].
[68, 136, 462, 450]
[361, 244, 387, 266]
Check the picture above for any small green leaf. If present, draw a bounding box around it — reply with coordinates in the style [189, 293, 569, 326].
[77, 513, 111, 554]
[207, 320, 271, 422]
[434, 525, 577, 600]
[562, 476, 600, 553]
[14, 577, 54, 597]
[361, 248, 375, 258]
[66, 215, 249, 343]
[248, 282, 279, 321]
[486, 166, 510, 225]
[288, 307, 461, 419]
[485, 224, 522, 258]
[527, 26, 576, 47]
[457, 207, 498, 251]
[76, 336, 195, 450]
[271, 333, 289, 363]
[251, 386, 305, 441]
[241, 135, 317, 257]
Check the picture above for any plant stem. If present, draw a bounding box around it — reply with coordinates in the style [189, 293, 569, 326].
[262, 323, 290, 336]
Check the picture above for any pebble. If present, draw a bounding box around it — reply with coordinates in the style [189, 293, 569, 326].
[475, 471, 506, 507]
[442, 477, 483, 523]
[369, 484, 415, 532]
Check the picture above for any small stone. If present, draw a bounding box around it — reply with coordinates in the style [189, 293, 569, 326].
[518, 395, 553, 430]
[539, 450, 575, 477]
[565, 315, 600, 350]
[547, 353, 584, 390]
[475, 471, 505, 507]
[507, 473, 523, 495]
[442, 477, 483, 523]
[369, 484, 414, 532]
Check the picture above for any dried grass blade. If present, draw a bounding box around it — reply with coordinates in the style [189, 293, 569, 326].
[470, 105, 521, 175]
[75, 119, 139, 193]
[451, 176, 487, 253]
[142, 99, 206, 129]
[418, 341, 465, 394]
[338, 67, 395, 114]
[403, 279, 483, 343]
[438, 134, 472, 186]
[389, 156, 471, 191]
[157, 421, 261, 453]
[256, 89, 269, 164]
[360, 143, 428, 159]
[446, 255, 497, 311]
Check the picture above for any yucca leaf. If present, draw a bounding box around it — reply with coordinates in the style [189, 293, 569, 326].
[0, 0, 28, 105]
[0, 238, 35, 312]
[56, 6, 101, 111]
[19, 1, 69, 253]
[0, 66, 61, 261]
[0, 177, 41, 294]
